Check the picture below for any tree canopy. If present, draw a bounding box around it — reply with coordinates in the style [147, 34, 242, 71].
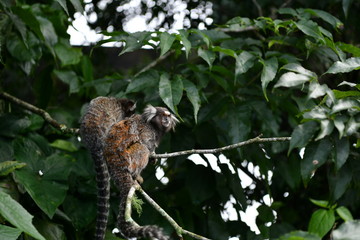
[0, 0, 360, 240]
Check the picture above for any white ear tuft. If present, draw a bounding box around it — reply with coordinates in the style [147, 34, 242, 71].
[143, 105, 157, 122]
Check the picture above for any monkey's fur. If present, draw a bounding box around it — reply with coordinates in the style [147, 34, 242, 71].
[104, 105, 178, 240]
[80, 98, 177, 240]
[80, 97, 136, 240]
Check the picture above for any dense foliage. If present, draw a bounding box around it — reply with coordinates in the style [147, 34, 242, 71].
[0, 0, 360, 240]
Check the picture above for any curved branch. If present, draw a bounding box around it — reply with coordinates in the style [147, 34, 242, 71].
[0, 91, 79, 135]
[151, 135, 291, 159]
[135, 183, 212, 240]
[134, 50, 173, 78]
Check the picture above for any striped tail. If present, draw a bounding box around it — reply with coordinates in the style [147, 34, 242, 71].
[92, 151, 110, 240]
[115, 173, 169, 240]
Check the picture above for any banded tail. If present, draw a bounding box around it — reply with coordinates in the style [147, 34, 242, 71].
[114, 173, 169, 240]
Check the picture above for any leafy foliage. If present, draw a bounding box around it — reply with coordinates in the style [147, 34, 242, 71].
[0, 0, 360, 240]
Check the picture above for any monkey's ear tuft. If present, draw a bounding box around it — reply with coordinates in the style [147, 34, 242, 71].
[130, 101, 137, 111]
[143, 105, 157, 122]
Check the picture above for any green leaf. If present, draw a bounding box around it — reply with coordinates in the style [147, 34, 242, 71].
[235, 51, 256, 78]
[54, 0, 69, 16]
[120, 31, 152, 55]
[198, 48, 216, 69]
[278, 230, 321, 240]
[159, 32, 175, 56]
[315, 119, 334, 140]
[212, 46, 236, 58]
[53, 70, 79, 94]
[178, 30, 191, 58]
[309, 199, 331, 208]
[308, 82, 329, 99]
[172, 75, 184, 105]
[183, 79, 201, 123]
[0, 161, 26, 176]
[36, 16, 58, 46]
[301, 138, 331, 184]
[325, 57, 360, 74]
[281, 63, 317, 77]
[54, 41, 82, 66]
[81, 55, 94, 83]
[304, 9, 343, 29]
[159, 73, 176, 113]
[332, 90, 360, 99]
[335, 206, 353, 221]
[335, 137, 349, 170]
[288, 121, 318, 154]
[50, 139, 78, 152]
[333, 220, 360, 240]
[69, 0, 84, 13]
[0, 191, 45, 240]
[275, 72, 311, 88]
[261, 57, 278, 100]
[126, 70, 159, 93]
[7, 12, 27, 47]
[0, 224, 22, 240]
[308, 209, 335, 238]
[295, 20, 324, 43]
[331, 99, 360, 113]
[13, 137, 73, 218]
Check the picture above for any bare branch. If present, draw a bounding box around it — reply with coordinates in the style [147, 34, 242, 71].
[134, 50, 173, 78]
[151, 135, 291, 159]
[0, 91, 79, 135]
[216, 26, 258, 33]
[252, 0, 263, 16]
[135, 183, 213, 240]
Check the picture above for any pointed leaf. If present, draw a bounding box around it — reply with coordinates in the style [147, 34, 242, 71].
[308, 209, 335, 238]
[172, 75, 183, 105]
[288, 121, 318, 154]
[0, 191, 45, 240]
[295, 20, 324, 42]
[53, 70, 79, 94]
[278, 230, 321, 240]
[69, 0, 84, 13]
[55, 0, 69, 16]
[261, 57, 278, 100]
[198, 48, 216, 69]
[235, 51, 256, 77]
[183, 79, 201, 123]
[315, 119, 334, 140]
[309, 199, 330, 208]
[160, 32, 175, 56]
[326, 57, 360, 74]
[0, 225, 22, 240]
[275, 72, 310, 88]
[126, 70, 159, 93]
[178, 30, 191, 58]
[335, 137, 349, 170]
[159, 73, 176, 113]
[335, 206, 353, 222]
[304, 9, 343, 29]
[50, 139, 78, 152]
[301, 138, 331, 184]
[36, 16, 58, 46]
[281, 63, 317, 77]
[0, 161, 26, 176]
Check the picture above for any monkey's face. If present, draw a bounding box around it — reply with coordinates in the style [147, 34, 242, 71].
[143, 105, 178, 132]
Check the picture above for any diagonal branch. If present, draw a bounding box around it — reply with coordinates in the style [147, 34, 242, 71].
[135, 183, 212, 240]
[151, 135, 291, 159]
[0, 91, 79, 135]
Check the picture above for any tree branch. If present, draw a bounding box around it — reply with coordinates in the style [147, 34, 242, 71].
[135, 183, 212, 240]
[151, 135, 291, 159]
[134, 50, 173, 78]
[0, 91, 79, 135]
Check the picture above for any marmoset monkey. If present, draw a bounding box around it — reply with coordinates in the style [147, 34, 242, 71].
[80, 97, 136, 240]
[104, 105, 178, 240]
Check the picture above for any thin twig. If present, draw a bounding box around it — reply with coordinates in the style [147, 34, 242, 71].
[216, 26, 258, 33]
[0, 91, 79, 135]
[135, 183, 213, 240]
[134, 50, 173, 78]
[252, 0, 263, 16]
[151, 135, 291, 159]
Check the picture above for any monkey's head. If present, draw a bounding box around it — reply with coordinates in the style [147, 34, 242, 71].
[118, 99, 136, 117]
[143, 105, 178, 132]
